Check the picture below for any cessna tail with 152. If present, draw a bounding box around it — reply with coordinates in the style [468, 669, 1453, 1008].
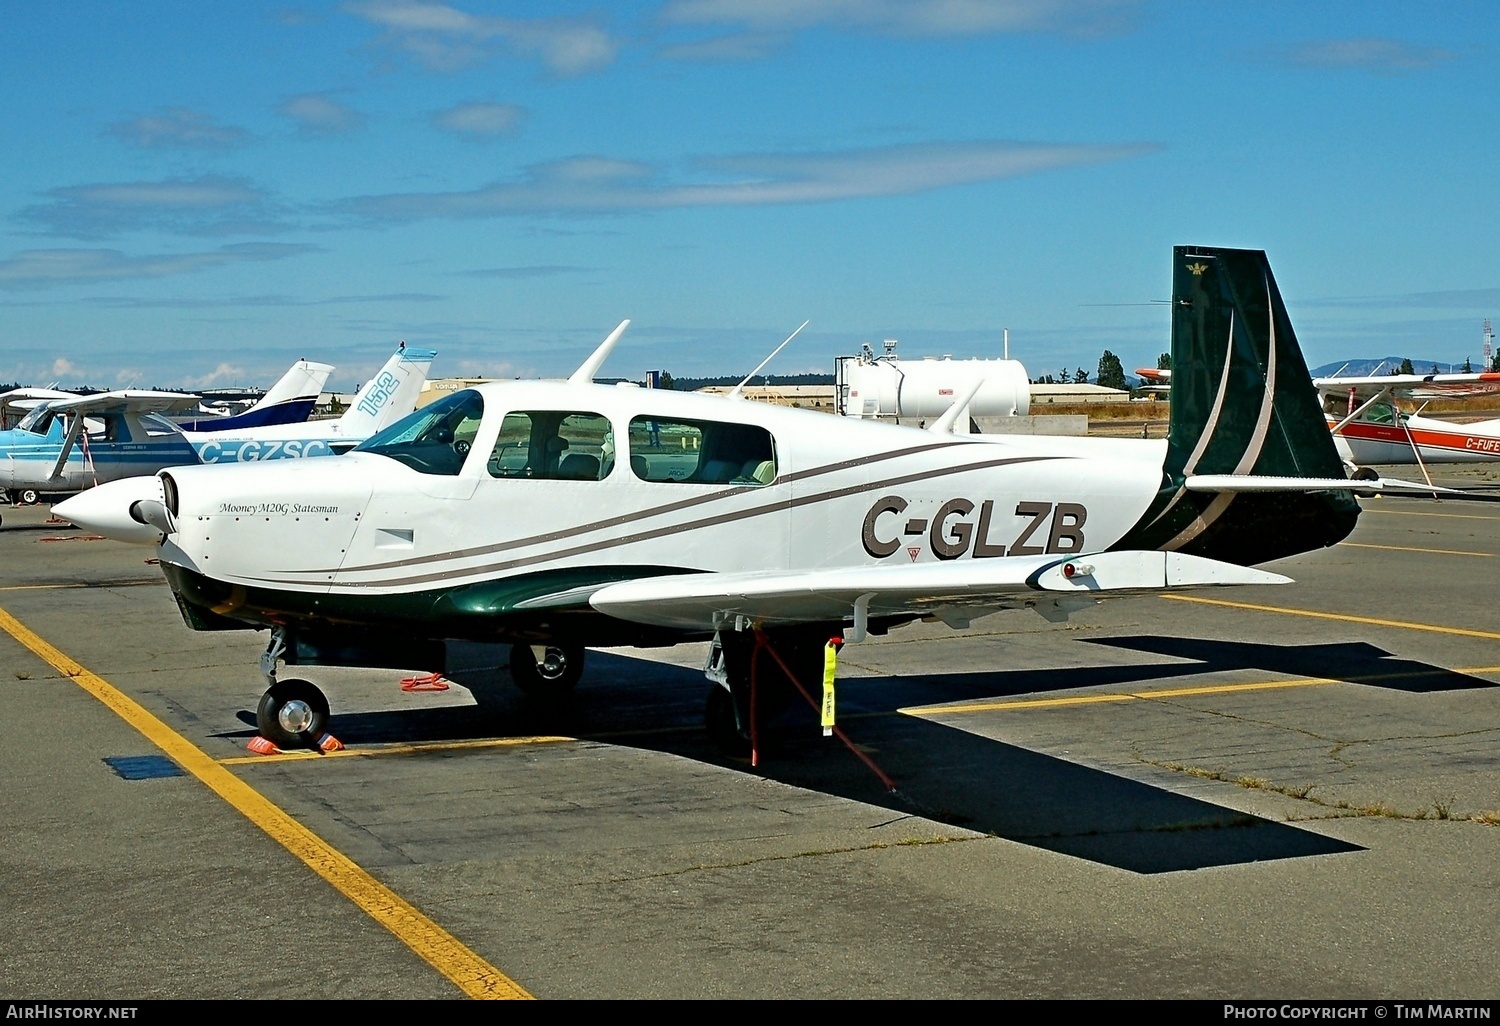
[57, 247, 1469, 754]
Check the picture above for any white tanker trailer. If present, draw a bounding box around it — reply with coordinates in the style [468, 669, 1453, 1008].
[834, 340, 1030, 423]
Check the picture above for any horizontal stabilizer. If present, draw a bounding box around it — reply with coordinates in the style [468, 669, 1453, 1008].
[1186, 474, 1500, 502]
[589, 551, 1289, 632]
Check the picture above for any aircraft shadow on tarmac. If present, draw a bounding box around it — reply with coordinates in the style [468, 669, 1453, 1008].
[1084, 636, 1500, 694]
[227, 641, 1364, 875]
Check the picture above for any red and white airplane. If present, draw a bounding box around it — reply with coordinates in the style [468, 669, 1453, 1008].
[1136, 360, 1500, 475]
[1315, 369, 1500, 473]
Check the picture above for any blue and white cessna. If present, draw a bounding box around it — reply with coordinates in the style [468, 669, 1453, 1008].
[0, 344, 433, 508]
[58, 248, 1472, 754]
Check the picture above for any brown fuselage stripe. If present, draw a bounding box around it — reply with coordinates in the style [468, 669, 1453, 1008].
[257, 454, 1065, 590]
[276, 440, 966, 576]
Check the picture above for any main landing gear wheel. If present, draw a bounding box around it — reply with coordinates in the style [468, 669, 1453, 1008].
[256, 678, 330, 750]
[19, 488, 39, 505]
[704, 628, 831, 756]
[509, 643, 584, 697]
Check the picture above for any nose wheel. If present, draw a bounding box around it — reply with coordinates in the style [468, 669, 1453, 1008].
[256, 678, 331, 751]
[509, 643, 585, 697]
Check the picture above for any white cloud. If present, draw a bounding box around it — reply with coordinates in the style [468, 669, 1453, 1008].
[52, 358, 76, 378]
[279, 93, 364, 134]
[661, 0, 1139, 37]
[433, 101, 524, 138]
[106, 107, 252, 149]
[1275, 37, 1457, 74]
[184, 363, 248, 388]
[0, 243, 317, 290]
[14, 176, 289, 239]
[345, 1, 619, 75]
[659, 31, 788, 62]
[345, 139, 1159, 221]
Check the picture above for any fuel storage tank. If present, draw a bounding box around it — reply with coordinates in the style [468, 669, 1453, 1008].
[835, 342, 1030, 420]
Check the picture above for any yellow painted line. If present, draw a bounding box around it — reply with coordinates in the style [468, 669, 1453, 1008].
[1364, 509, 1500, 522]
[1342, 541, 1494, 558]
[1161, 594, 1500, 640]
[221, 734, 574, 766]
[901, 665, 1500, 717]
[0, 580, 162, 592]
[0, 606, 531, 1000]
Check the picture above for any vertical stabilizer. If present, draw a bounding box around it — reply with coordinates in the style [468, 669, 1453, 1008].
[1115, 247, 1357, 563]
[178, 359, 336, 432]
[1164, 247, 1345, 480]
[248, 359, 335, 414]
[335, 346, 437, 438]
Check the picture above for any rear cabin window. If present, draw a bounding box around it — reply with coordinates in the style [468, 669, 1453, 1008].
[355, 389, 484, 476]
[627, 416, 776, 485]
[487, 410, 614, 481]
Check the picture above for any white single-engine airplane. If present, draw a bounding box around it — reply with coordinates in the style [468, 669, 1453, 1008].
[58, 247, 1482, 755]
[1314, 371, 1500, 475]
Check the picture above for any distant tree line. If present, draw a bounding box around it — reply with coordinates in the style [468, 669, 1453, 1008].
[661, 372, 834, 391]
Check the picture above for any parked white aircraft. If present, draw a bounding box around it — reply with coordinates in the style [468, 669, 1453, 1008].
[1314, 372, 1500, 474]
[58, 247, 1477, 756]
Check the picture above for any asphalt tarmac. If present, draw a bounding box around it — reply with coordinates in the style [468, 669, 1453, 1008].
[2, 466, 1498, 1000]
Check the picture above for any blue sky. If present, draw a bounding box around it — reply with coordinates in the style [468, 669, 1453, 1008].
[3, 1, 1497, 392]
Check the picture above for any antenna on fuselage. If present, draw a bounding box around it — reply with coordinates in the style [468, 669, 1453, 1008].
[726, 320, 809, 400]
[568, 319, 631, 386]
[929, 376, 985, 434]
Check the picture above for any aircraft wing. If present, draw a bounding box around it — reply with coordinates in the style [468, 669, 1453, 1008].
[45, 389, 203, 415]
[40, 391, 202, 480]
[588, 551, 1288, 632]
[1314, 372, 1500, 401]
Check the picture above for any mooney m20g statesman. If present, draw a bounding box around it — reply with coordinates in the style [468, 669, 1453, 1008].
[58, 247, 1467, 754]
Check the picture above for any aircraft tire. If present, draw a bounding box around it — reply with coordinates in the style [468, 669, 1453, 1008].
[705, 629, 831, 755]
[705, 683, 750, 757]
[19, 489, 38, 505]
[256, 678, 331, 750]
[509, 643, 584, 697]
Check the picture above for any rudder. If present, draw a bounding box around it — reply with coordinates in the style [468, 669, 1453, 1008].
[1114, 246, 1358, 564]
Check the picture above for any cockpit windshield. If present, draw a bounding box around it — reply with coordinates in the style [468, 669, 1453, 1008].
[354, 389, 484, 475]
[15, 406, 57, 435]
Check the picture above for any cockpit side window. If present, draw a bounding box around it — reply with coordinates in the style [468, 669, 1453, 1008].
[627, 416, 776, 485]
[17, 408, 55, 436]
[1362, 402, 1397, 425]
[487, 410, 613, 481]
[354, 389, 484, 475]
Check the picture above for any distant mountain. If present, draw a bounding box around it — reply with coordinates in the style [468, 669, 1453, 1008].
[1311, 357, 1469, 377]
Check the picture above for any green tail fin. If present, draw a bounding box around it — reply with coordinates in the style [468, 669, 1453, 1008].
[1165, 246, 1346, 480]
[1114, 246, 1358, 564]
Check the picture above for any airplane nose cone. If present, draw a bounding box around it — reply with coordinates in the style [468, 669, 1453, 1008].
[53, 476, 168, 545]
